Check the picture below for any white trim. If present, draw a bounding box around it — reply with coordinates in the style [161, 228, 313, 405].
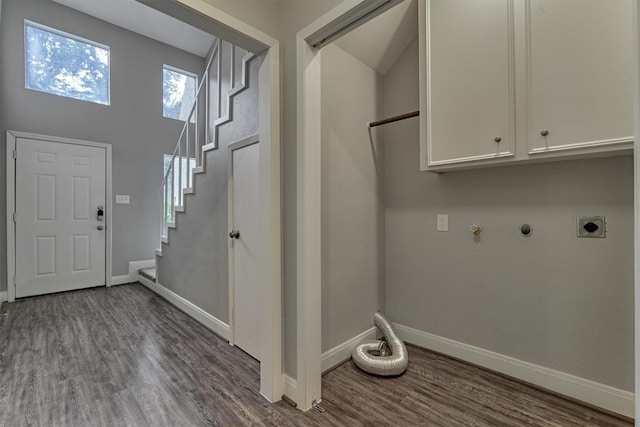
[110, 275, 134, 286]
[163, 63, 198, 80]
[295, 34, 323, 411]
[6, 130, 113, 301]
[258, 48, 283, 403]
[632, 0, 640, 420]
[174, 0, 278, 51]
[128, 259, 155, 282]
[25, 19, 110, 51]
[394, 323, 635, 418]
[6, 133, 16, 303]
[528, 137, 633, 155]
[321, 327, 377, 373]
[427, 151, 515, 167]
[0, 292, 7, 302]
[283, 374, 298, 405]
[140, 276, 229, 340]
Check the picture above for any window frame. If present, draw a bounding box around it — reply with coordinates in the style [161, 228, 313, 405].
[162, 64, 198, 122]
[24, 20, 111, 105]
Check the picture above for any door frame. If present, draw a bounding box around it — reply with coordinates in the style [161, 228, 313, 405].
[6, 130, 113, 302]
[633, 0, 640, 419]
[227, 134, 260, 349]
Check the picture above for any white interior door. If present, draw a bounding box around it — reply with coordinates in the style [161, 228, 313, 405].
[15, 137, 106, 298]
[230, 141, 261, 360]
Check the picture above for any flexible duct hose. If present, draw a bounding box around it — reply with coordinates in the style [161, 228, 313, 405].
[352, 312, 408, 376]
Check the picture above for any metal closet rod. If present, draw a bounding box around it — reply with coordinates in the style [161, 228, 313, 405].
[368, 110, 419, 128]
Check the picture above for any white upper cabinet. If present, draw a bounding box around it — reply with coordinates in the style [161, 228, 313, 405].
[424, 0, 515, 167]
[526, 0, 634, 155]
[419, 0, 634, 171]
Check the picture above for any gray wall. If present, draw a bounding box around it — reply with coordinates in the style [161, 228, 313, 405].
[155, 54, 262, 323]
[1, 0, 205, 291]
[383, 39, 634, 391]
[321, 44, 385, 351]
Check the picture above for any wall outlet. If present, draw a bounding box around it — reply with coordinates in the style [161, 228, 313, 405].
[437, 214, 448, 232]
[115, 195, 130, 204]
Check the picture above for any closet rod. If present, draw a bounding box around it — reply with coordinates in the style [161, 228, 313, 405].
[368, 110, 419, 128]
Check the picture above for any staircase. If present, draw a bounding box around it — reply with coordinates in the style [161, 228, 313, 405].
[156, 38, 255, 255]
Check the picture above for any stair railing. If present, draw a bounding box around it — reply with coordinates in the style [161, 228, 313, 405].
[159, 38, 219, 242]
[158, 38, 253, 248]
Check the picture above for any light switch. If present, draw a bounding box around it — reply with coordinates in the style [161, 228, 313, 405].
[437, 214, 448, 232]
[116, 195, 130, 204]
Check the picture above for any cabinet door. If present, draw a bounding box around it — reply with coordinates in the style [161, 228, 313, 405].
[527, 0, 634, 154]
[425, 0, 515, 167]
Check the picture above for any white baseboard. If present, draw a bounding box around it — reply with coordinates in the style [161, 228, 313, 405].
[139, 276, 229, 340]
[111, 275, 134, 286]
[394, 323, 635, 418]
[0, 292, 7, 302]
[321, 327, 377, 373]
[283, 374, 298, 405]
[109, 260, 155, 287]
[128, 259, 155, 282]
[280, 328, 377, 410]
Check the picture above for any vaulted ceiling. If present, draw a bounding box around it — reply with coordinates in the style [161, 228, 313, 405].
[51, 0, 418, 74]
[51, 0, 216, 57]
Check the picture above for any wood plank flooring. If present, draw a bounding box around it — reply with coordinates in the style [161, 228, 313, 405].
[0, 284, 632, 426]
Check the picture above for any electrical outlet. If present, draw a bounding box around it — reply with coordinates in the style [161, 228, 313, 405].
[437, 214, 448, 232]
[115, 195, 130, 204]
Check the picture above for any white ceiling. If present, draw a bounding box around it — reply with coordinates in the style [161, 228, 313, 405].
[334, 0, 417, 75]
[51, 0, 216, 57]
[52, 0, 418, 72]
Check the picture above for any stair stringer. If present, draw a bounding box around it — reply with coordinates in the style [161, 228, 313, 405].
[157, 52, 260, 254]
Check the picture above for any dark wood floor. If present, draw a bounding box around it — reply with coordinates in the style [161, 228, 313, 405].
[0, 283, 632, 426]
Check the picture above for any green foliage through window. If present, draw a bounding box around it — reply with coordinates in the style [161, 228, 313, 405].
[163, 66, 197, 121]
[25, 21, 110, 105]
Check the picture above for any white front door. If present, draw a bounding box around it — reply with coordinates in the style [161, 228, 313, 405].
[15, 137, 107, 298]
[230, 140, 261, 360]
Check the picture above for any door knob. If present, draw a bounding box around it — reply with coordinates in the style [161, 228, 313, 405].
[229, 229, 240, 239]
[97, 225, 104, 230]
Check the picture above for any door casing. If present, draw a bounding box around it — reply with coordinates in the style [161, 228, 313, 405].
[6, 130, 113, 302]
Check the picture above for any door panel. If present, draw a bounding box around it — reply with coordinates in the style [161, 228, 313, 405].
[527, 0, 634, 153]
[231, 141, 261, 360]
[426, 0, 515, 165]
[15, 137, 106, 298]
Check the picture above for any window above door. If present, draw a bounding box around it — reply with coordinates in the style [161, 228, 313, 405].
[25, 21, 110, 105]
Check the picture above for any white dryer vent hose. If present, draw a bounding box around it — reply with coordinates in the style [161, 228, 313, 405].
[352, 312, 408, 376]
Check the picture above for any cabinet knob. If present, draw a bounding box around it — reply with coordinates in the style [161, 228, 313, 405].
[494, 136, 502, 143]
[540, 129, 549, 137]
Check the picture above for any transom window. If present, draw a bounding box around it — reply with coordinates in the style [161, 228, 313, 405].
[163, 65, 197, 121]
[25, 21, 110, 105]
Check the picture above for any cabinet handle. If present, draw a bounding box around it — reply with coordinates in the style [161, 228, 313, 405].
[540, 129, 549, 137]
[494, 136, 502, 143]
